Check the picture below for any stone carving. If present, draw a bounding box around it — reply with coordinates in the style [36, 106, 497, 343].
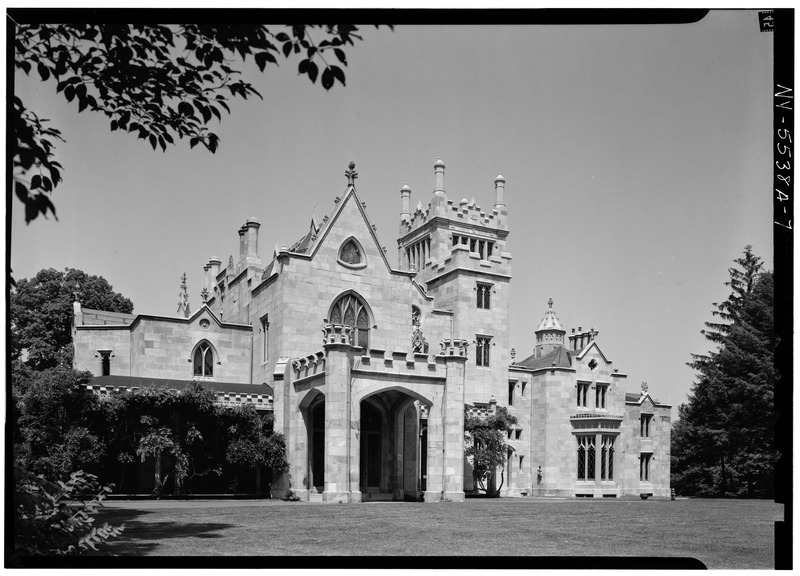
[411, 308, 427, 353]
[345, 161, 358, 186]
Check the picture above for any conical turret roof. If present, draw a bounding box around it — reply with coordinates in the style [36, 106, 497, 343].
[536, 298, 565, 332]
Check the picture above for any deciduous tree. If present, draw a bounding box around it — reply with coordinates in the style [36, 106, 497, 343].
[465, 406, 518, 497]
[10, 267, 133, 370]
[12, 22, 388, 223]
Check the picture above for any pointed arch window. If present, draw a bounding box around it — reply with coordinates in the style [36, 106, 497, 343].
[338, 237, 367, 269]
[193, 341, 214, 378]
[330, 293, 370, 349]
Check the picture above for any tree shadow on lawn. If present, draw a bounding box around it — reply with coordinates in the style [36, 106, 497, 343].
[96, 508, 235, 555]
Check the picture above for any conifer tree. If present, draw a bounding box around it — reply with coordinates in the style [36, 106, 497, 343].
[672, 246, 777, 497]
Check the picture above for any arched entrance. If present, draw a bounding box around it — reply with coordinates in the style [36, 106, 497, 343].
[359, 390, 430, 501]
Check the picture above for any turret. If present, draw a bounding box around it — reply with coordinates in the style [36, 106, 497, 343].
[534, 298, 566, 358]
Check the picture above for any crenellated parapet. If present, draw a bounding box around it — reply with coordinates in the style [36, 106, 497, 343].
[439, 338, 469, 358]
[292, 350, 327, 380]
[465, 396, 499, 419]
[322, 324, 354, 346]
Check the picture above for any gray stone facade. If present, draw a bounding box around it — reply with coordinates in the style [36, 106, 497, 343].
[72, 159, 670, 501]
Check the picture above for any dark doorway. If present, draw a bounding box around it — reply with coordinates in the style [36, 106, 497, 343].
[311, 401, 325, 490]
[360, 401, 382, 490]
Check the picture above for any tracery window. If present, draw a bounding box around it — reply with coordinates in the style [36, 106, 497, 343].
[577, 435, 595, 481]
[477, 283, 492, 309]
[600, 435, 615, 480]
[193, 341, 214, 378]
[330, 293, 370, 349]
[476, 336, 491, 367]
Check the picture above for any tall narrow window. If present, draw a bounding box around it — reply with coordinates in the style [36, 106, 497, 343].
[577, 383, 590, 407]
[193, 342, 214, 377]
[601, 435, 615, 480]
[508, 382, 515, 406]
[476, 336, 491, 367]
[640, 453, 652, 481]
[477, 283, 491, 309]
[577, 435, 596, 481]
[595, 384, 607, 409]
[261, 314, 269, 363]
[640, 414, 653, 437]
[330, 293, 370, 349]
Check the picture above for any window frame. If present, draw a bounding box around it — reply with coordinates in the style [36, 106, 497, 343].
[193, 340, 215, 379]
[475, 335, 491, 367]
[329, 291, 372, 350]
[337, 236, 367, 269]
[476, 282, 492, 310]
[260, 314, 269, 364]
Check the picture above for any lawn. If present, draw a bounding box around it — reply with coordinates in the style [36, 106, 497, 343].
[94, 497, 783, 568]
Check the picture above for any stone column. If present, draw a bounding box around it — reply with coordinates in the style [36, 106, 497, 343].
[424, 338, 467, 503]
[322, 325, 356, 503]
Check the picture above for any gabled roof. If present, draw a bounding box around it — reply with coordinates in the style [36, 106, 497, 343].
[300, 183, 401, 276]
[575, 340, 611, 363]
[515, 345, 574, 371]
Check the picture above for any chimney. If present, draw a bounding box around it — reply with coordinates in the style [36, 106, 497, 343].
[238, 225, 247, 269]
[494, 174, 505, 208]
[208, 257, 222, 282]
[400, 183, 411, 223]
[245, 217, 261, 266]
[434, 158, 445, 194]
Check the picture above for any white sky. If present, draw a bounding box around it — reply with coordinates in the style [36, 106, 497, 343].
[11, 12, 775, 416]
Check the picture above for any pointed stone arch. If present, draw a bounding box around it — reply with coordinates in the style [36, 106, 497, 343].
[328, 290, 373, 349]
[190, 338, 218, 378]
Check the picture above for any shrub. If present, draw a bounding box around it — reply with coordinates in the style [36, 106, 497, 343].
[13, 466, 124, 556]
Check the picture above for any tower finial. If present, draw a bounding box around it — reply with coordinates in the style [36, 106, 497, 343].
[345, 161, 358, 186]
[548, 297, 553, 309]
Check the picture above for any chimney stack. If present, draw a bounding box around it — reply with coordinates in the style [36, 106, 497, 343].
[494, 174, 506, 208]
[238, 225, 247, 269]
[245, 217, 261, 266]
[400, 183, 411, 223]
[434, 158, 445, 194]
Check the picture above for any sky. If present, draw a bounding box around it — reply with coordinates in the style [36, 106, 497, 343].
[11, 12, 774, 417]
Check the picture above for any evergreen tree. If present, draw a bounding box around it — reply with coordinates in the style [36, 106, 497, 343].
[672, 246, 776, 497]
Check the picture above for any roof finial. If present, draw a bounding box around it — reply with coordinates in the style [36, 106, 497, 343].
[548, 297, 553, 309]
[345, 161, 358, 186]
[641, 381, 649, 394]
[177, 272, 190, 318]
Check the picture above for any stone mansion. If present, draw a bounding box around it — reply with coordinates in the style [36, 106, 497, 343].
[72, 159, 671, 501]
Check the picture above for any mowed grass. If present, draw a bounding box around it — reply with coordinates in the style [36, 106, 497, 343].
[97, 497, 783, 568]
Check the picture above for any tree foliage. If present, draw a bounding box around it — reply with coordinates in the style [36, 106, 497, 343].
[13, 467, 124, 557]
[13, 22, 387, 222]
[12, 363, 113, 480]
[671, 246, 777, 497]
[10, 267, 134, 370]
[464, 406, 518, 497]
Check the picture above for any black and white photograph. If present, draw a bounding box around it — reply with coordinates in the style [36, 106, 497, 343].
[8, 8, 791, 569]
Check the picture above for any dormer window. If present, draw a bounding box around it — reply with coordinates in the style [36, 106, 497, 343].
[338, 237, 366, 269]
